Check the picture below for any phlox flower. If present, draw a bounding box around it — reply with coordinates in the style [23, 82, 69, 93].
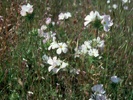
[112, 4, 118, 9]
[64, 12, 72, 19]
[107, 0, 110, 4]
[88, 48, 99, 57]
[47, 57, 68, 73]
[84, 11, 103, 26]
[48, 40, 59, 50]
[92, 37, 105, 48]
[80, 41, 91, 54]
[111, 76, 121, 83]
[58, 12, 72, 20]
[56, 43, 68, 55]
[47, 56, 62, 72]
[92, 84, 106, 94]
[20, 3, 33, 16]
[58, 13, 65, 20]
[101, 15, 113, 32]
[90, 84, 110, 100]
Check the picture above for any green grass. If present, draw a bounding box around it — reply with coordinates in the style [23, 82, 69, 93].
[0, 0, 133, 99]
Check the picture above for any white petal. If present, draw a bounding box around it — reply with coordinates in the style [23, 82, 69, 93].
[62, 48, 68, 53]
[60, 62, 68, 69]
[56, 48, 62, 54]
[48, 66, 54, 72]
[84, 21, 90, 26]
[20, 10, 27, 16]
[84, 15, 91, 21]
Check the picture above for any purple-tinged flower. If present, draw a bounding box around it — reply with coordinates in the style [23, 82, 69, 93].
[92, 84, 105, 94]
[101, 15, 113, 32]
[46, 17, 51, 25]
[111, 76, 121, 83]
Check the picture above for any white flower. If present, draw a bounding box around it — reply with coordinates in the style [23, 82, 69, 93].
[20, 3, 33, 16]
[88, 48, 99, 57]
[84, 11, 103, 26]
[58, 13, 65, 20]
[107, 0, 110, 4]
[93, 37, 105, 48]
[60, 62, 68, 69]
[101, 15, 113, 32]
[58, 12, 72, 20]
[56, 43, 68, 54]
[92, 84, 106, 94]
[80, 44, 88, 54]
[111, 76, 121, 83]
[84, 41, 92, 49]
[112, 4, 118, 9]
[48, 40, 59, 50]
[47, 57, 68, 73]
[64, 12, 72, 19]
[47, 56, 61, 72]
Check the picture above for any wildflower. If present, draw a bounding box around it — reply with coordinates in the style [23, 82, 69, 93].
[56, 43, 68, 54]
[101, 15, 113, 32]
[92, 37, 105, 48]
[107, 0, 110, 4]
[60, 62, 68, 69]
[47, 56, 61, 72]
[48, 40, 59, 50]
[64, 12, 72, 19]
[111, 76, 121, 83]
[112, 4, 118, 9]
[58, 12, 72, 20]
[20, 3, 33, 16]
[58, 13, 65, 20]
[92, 84, 106, 94]
[46, 17, 51, 25]
[88, 48, 99, 57]
[84, 11, 103, 26]
[89, 94, 108, 100]
[90, 84, 110, 100]
[47, 57, 68, 73]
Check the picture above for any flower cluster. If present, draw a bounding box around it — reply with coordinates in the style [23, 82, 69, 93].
[75, 37, 104, 57]
[58, 12, 72, 20]
[84, 11, 113, 32]
[20, 3, 33, 16]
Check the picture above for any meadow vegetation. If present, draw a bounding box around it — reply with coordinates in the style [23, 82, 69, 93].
[0, 0, 133, 100]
